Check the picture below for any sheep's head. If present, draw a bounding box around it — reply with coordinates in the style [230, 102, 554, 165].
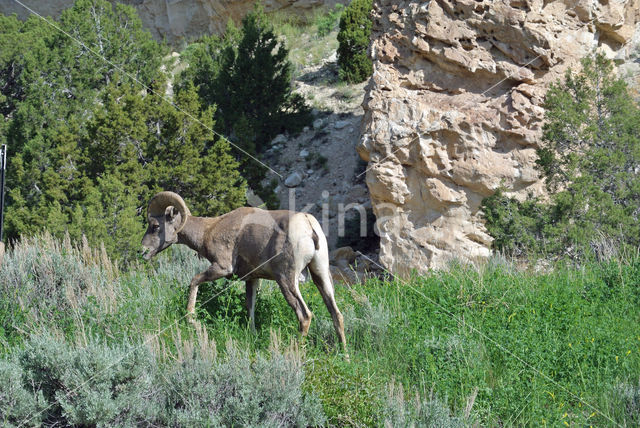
[141, 191, 190, 260]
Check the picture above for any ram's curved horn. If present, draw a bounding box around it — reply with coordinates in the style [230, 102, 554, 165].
[147, 191, 191, 232]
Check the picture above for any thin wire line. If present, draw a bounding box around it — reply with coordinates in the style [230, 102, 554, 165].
[10, 1, 632, 426]
[354, 8, 631, 422]
[16, 250, 284, 428]
[11, 0, 283, 179]
[356, 0, 618, 181]
[356, 52, 547, 179]
[357, 252, 620, 427]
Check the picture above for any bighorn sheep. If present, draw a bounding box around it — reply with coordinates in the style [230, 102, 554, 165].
[141, 192, 347, 352]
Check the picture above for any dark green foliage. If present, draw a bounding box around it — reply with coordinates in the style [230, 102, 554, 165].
[176, 26, 239, 112]
[337, 0, 373, 83]
[482, 54, 640, 259]
[211, 7, 311, 154]
[179, 8, 310, 206]
[0, 0, 246, 261]
[316, 4, 345, 37]
[539, 54, 640, 205]
[481, 189, 550, 257]
[181, 7, 312, 154]
[81, 79, 246, 218]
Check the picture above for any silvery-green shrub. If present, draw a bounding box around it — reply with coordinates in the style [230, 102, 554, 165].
[16, 335, 161, 427]
[0, 235, 110, 329]
[0, 359, 45, 427]
[612, 381, 640, 425]
[384, 382, 467, 428]
[162, 343, 325, 427]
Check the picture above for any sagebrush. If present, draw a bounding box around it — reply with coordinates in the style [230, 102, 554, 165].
[0, 236, 638, 426]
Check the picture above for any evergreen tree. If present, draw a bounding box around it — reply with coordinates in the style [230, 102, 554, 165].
[72, 174, 144, 260]
[76, 80, 246, 258]
[58, 0, 161, 88]
[178, 7, 310, 207]
[482, 53, 640, 258]
[143, 81, 247, 216]
[211, 6, 311, 153]
[177, 21, 241, 110]
[1, 0, 164, 247]
[337, 0, 373, 83]
[0, 0, 247, 261]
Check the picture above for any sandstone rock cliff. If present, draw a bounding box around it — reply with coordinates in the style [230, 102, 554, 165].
[359, 0, 640, 276]
[1, 0, 347, 45]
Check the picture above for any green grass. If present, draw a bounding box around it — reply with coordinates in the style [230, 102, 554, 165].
[1, 235, 639, 426]
[269, 8, 341, 75]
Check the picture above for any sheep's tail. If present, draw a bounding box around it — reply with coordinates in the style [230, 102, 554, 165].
[312, 228, 320, 251]
[305, 214, 320, 250]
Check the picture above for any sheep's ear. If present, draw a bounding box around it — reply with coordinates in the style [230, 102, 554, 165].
[165, 205, 177, 222]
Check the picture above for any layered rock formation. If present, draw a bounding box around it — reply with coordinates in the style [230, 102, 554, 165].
[1, 0, 347, 45]
[359, 0, 640, 276]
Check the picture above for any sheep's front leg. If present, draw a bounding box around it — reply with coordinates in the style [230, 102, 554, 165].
[245, 279, 259, 333]
[186, 263, 230, 324]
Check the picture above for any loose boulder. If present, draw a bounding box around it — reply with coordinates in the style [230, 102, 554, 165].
[284, 171, 303, 188]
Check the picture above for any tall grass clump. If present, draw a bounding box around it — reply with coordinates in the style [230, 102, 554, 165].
[608, 380, 640, 426]
[1, 235, 638, 426]
[163, 334, 324, 426]
[0, 233, 207, 349]
[309, 289, 390, 351]
[0, 234, 117, 345]
[384, 381, 467, 427]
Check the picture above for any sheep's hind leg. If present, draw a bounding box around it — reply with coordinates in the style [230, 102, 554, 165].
[245, 279, 259, 333]
[309, 265, 347, 355]
[276, 274, 313, 336]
